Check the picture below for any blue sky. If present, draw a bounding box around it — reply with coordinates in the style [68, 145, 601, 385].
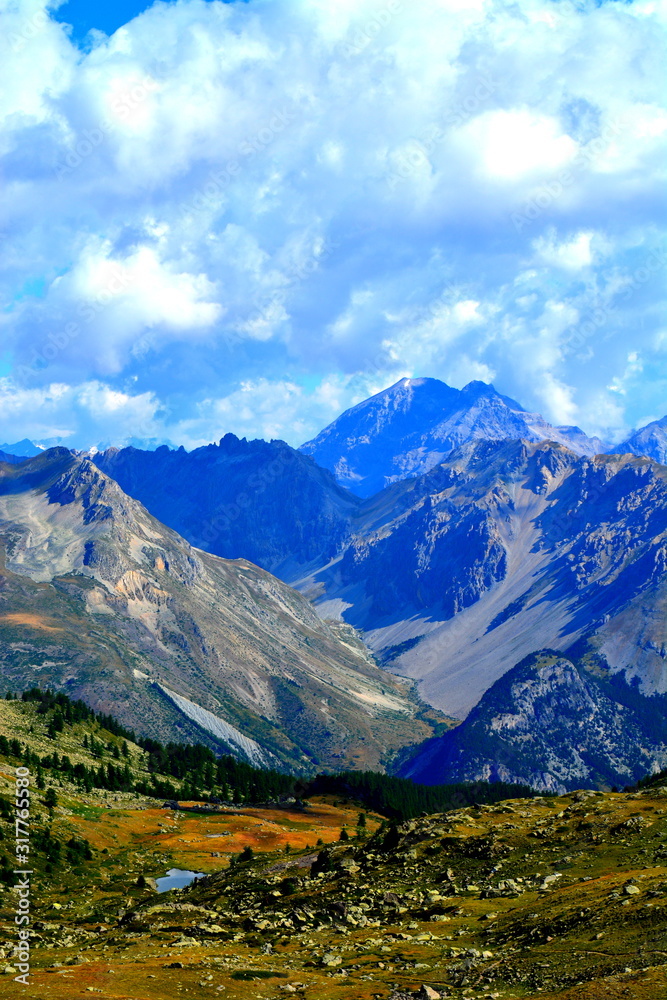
[0, 0, 665, 451]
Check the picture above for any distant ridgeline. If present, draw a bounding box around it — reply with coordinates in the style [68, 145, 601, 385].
[3, 688, 543, 820]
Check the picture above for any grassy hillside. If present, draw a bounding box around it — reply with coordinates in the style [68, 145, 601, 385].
[0, 692, 664, 998]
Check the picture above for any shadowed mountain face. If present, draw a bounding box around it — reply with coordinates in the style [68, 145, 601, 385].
[615, 415, 667, 465]
[295, 440, 667, 721]
[299, 377, 605, 497]
[93, 436, 359, 576]
[0, 449, 433, 771]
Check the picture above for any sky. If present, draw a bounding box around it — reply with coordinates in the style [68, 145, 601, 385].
[0, 0, 665, 451]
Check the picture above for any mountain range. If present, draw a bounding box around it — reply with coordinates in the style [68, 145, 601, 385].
[0, 449, 433, 773]
[2, 377, 666, 790]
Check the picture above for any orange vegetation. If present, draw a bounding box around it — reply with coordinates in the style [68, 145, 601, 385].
[0, 613, 63, 632]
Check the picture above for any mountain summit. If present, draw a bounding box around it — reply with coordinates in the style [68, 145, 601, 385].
[300, 377, 604, 496]
[615, 414, 667, 465]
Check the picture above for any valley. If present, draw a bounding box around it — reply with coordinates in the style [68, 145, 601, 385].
[0, 694, 665, 999]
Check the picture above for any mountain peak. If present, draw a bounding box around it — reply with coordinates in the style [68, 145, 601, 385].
[300, 378, 600, 496]
[614, 414, 667, 465]
[0, 438, 44, 458]
[461, 379, 495, 394]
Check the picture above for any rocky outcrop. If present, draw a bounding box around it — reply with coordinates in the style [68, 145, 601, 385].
[399, 650, 667, 792]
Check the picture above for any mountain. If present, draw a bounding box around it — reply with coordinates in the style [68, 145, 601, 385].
[614, 415, 667, 465]
[400, 649, 667, 793]
[90, 431, 667, 789]
[0, 449, 25, 465]
[0, 449, 433, 771]
[296, 439, 667, 717]
[299, 377, 605, 496]
[0, 437, 43, 457]
[93, 436, 359, 576]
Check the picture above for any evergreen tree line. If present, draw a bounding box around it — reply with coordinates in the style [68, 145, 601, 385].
[3, 686, 547, 817]
[137, 737, 295, 802]
[302, 770, 541, 822]
[13, 688, 137, 741]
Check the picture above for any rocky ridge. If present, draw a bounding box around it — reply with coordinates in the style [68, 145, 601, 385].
[615, 414, 667, 465]
[94, 434, 359, 576]
[399, 649, 667, 792]
[0, 449, 432, 770]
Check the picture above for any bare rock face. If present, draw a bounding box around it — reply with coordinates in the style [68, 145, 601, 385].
[299, 377, 604, 497]
[614, 414, 667, 465]
[0, 449, 430, 771]
[296, 441, 667, 714]
[400, 650, 667, 792]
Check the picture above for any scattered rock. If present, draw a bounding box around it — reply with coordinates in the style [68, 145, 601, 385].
[417, 987, 441, 999]
[321, 952, 342, 967]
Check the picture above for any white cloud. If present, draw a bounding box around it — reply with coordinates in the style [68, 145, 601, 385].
[0, 0, 664, 447]
[173, 374, 375, 448]
[0, 379, 161, 447]
[458, 110, 578, 181]
[533, 231, 595, 271]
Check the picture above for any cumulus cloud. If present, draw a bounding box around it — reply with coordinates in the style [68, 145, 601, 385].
[0, 379, 162, 447]
[0, 0, 665, 448]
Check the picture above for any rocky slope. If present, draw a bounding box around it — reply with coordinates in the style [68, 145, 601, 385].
[123, 784, 666, 1000]
[93, 435, 359, 576]
[299, 377, 605, 496]
[91, 432, 667, 789]
[615, 414, 667, 465]
[0, 449, 432, 771]
[295, 441, 667, 720]
[2, 696, 665, 1000]
[399, 649, 667, 792]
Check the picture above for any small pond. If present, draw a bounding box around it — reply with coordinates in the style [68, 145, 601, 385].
[155, 868, 205, 893]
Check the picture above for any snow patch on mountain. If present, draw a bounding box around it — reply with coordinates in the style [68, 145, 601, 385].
[156, 683, 275, 768]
